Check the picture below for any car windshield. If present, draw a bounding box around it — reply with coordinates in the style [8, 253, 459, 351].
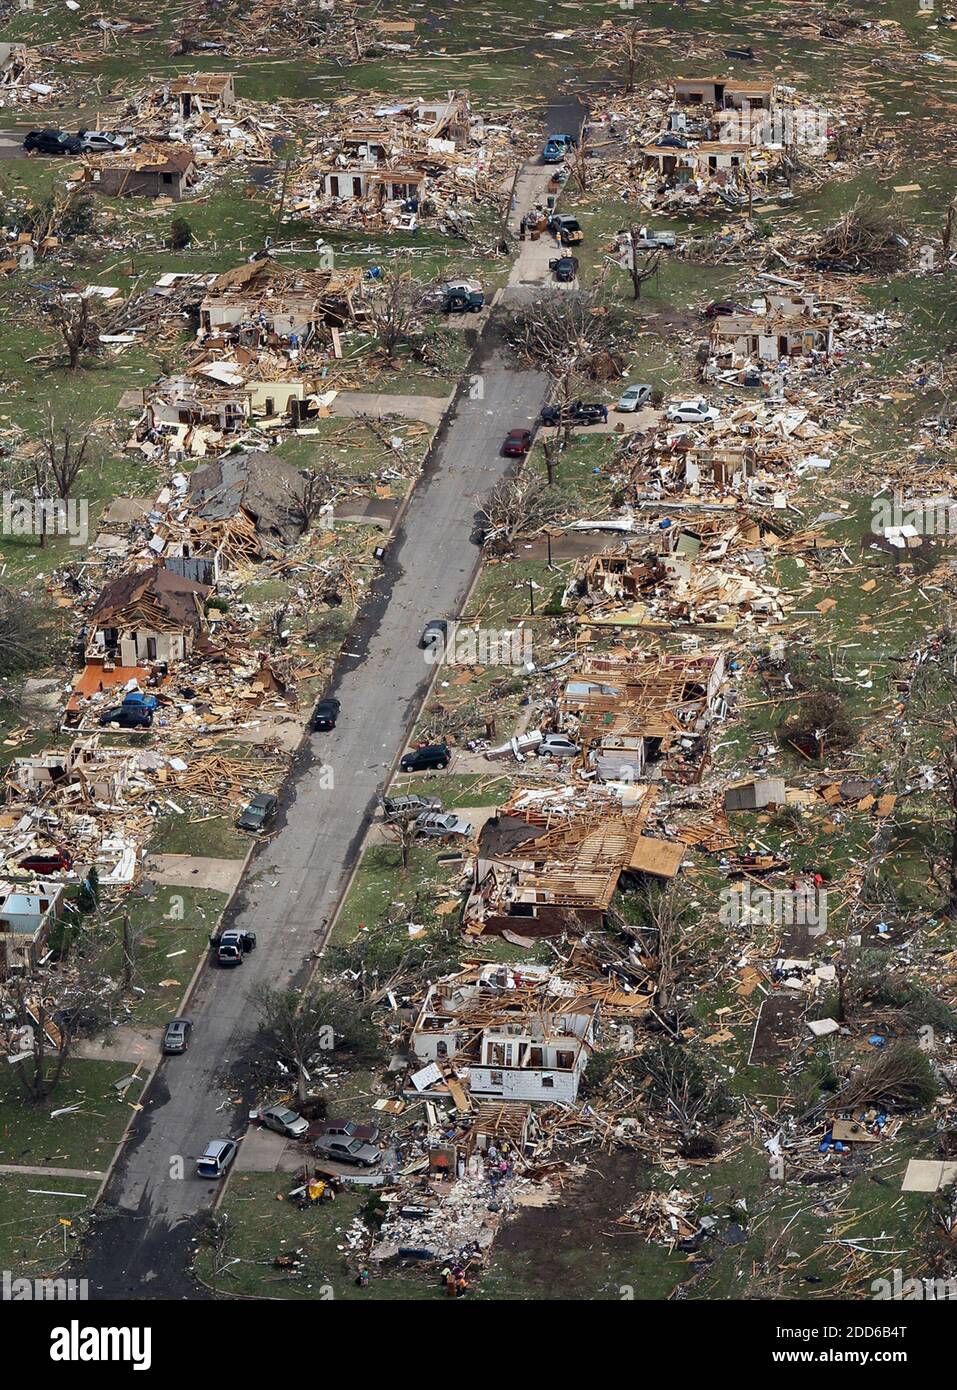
[347, 1140, 365, 1153]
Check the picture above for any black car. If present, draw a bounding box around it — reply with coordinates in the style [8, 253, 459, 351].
[98, 704, 153, 729]
[548, 255, 579, 283]
[400, 744, 451, 773]
[237, 793, 278, 832]
[162, 1018, 192, 1055]
[23, 129, 83, 156]
[654, 133, 689, 148]
[311, 697, 340, 731]
[419, 619, 448, 651]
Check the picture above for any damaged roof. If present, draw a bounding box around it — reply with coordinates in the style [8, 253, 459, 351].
[185, 450, 306, 543]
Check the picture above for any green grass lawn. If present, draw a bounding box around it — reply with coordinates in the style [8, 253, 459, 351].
[0, 1058, 135, 1172]
[0, 1172, 99, 1278]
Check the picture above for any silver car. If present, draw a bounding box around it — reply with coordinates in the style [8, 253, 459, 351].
[537, 734, 580, 758]
[383, 793, 442, 822]
[413, 810, 473, 839]
[314, 1134, 381, 1168]
[260, 1104, 309, 1139]
[616, 383, 653, 413]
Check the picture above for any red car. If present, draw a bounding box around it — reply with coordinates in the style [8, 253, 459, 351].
[502, 428, 533, 457]
[19, 849, 72, 874]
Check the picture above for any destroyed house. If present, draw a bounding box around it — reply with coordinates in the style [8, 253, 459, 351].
[168, 73, 236, 117]
[146, 376, 248, 434]
[651, 439, 755, 492]
[561, 651, 726, 782]
[6, 738, 127, 805]
[672, 77, 773, 110]
[198, 258, 361, 344]
[89, 564, 211, 668]
[317, 166, 425, 206]
[464, 792, 653, 938]
[710, 312, 833, 364]
[0, 881, 64, 976]
[0, 42, 29, 85]
[411, 964, 596, 1103]
[185, 452, 308, 550]
[92, 144, 197, 201]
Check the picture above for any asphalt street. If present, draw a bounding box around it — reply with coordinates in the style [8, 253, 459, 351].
[79, 320, 550, 1297]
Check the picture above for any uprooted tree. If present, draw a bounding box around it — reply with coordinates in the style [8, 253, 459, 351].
[0, 587, 54, 676]
[477, 472, 564, 554]
[804, 199, 908, 275]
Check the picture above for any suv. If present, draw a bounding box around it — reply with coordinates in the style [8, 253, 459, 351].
[23, 129, 83, 156]
[162, 1018, 192, 1055]
[237, 793, 277, 833]
[77, 130, 126, 153]
[210, 928, 257, 967]
[419, 618, 448, 651]
[400, 744, 450, 773]
[632, 228, 677, 250]
[196, 1139, 238, 1179]
[382, 793, 442, 821]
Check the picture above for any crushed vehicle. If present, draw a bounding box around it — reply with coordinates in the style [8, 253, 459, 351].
[413, 810, 473, 839]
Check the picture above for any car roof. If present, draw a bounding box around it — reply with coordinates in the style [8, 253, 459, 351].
[202, 1140, 232, 1157]
[249, 793, 274, 806]
[166, 1019, 188, 1032]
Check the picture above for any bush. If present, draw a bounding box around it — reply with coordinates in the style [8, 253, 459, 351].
[838, 1042, 938, 1111]
[169, 216, 192, 250]
[780, 690, 855, 759]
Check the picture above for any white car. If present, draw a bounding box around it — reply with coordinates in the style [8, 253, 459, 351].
[616, 383, 653, 413]
[536, 734, 580, 759]
[665, 398, 719, 424]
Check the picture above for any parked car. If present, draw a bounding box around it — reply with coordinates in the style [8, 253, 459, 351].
[209, 928, 257, 967]
[616, 383, 654, 413]
[548, 255, 578, 283]
[260, 1104, 309, 1139]
[540, 399, 608, 427]
[98, 704, 153, 729]
[502, 428, 532, 457]
[23, 129, 83, 155]
[419, 619, 448, 651]
[542, 132, 576, 163]
[196, 1139, 238, 1179]
[313, 1134, 382, 1168]
[632, 228, 677, 250]
[77, 129, 126, 153]
[413, 810, 473, 839]
[400, 744, 450, 773]
[237, 793, 277, 832]
[312, 1117, 381, 1145]
[537, 734, 580, 759]
[382, 792, 442, 821]
[19, 849, 72, 874]
[311, 696, 340, 731]
[162, 1018, 192, 1055]
[666, 398, 720, 424]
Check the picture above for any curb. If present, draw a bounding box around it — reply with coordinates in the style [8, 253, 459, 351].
[91, 842, 256, 1210]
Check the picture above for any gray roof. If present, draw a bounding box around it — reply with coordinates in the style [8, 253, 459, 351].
[186, 451, 307, 543]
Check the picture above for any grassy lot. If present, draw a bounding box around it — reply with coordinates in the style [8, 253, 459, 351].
[148, 813, 250, 861]
[96, 886, 230, 1028]
[0, 1172, 99, 1278]
[0, 1058, 135, 1172]
[329, 842, 465, 947]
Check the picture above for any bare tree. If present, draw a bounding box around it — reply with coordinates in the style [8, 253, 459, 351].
[619, 20, 644, 94]
[42, 421, 90, 499]
[367, 271, 425, 358]
[624, 229, 660, 301]
[0, 587, 49, 674]
[47, 292, 101, 370]
[283, 466, 333, 535]
[384, 814, 419, 874]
